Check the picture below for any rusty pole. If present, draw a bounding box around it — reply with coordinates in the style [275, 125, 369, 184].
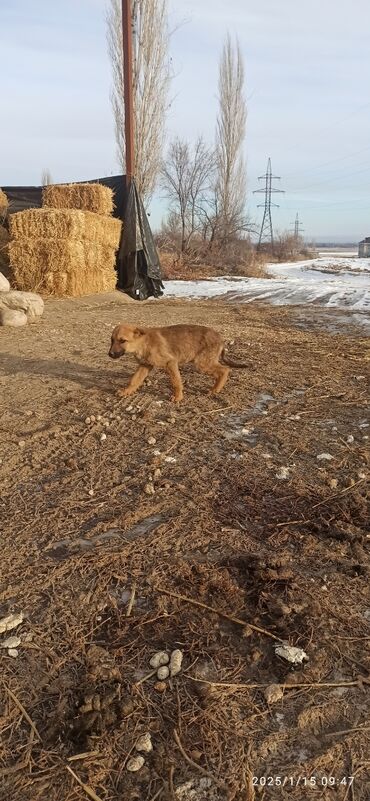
[121, 0, 135, 190]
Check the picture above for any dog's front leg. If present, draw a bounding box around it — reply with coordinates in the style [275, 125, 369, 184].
[166, 360, 183, 402]
[117, 366, 151, 398]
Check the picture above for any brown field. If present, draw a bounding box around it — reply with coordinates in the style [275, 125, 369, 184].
[0, 292, 369, 801]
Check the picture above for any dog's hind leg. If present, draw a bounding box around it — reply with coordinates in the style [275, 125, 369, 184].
[117, 366, 151, 398]
[166, 360, 183, 402]
[194, 353, 230, 395]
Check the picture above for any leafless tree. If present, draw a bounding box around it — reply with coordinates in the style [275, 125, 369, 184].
[215, 34, 248, 243]
[161, 137, 215, 252]
[41, 169, 53, 186]
[107, 0, 171, 202]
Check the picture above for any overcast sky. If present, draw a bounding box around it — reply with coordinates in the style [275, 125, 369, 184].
[1, 0, 370, 241]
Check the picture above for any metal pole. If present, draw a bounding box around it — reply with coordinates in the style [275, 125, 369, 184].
[121, 0, 135, 190]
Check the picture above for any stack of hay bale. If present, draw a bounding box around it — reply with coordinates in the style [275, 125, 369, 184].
[0, 189, 10, 278]
[8, 183, 122, 297]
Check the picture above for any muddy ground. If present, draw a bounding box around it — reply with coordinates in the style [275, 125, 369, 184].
[0, 292, 369, 801]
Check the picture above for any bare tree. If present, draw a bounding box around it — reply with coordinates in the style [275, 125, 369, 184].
[215, 34, 247, 243]
[41, 169, 53, 186]
[161, 137, 214, 252]
[107, 0, 171, 202]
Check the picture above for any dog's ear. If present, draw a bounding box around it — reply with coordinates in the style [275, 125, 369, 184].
[133, 327, 145, 338]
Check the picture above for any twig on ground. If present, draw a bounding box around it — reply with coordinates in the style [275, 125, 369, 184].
[126, 582, 137, 617]
[157, 587, 281, 641]
[173, 728, 227, 791]
[6, 687, 41, 743]
[188, 675, 368, 691]
[66, 764, 103, 801]
[324, 725, 370, 738]
[312, 478, 366, 509]
[67, 751, 101, 762]
[133, 669, 157, 686]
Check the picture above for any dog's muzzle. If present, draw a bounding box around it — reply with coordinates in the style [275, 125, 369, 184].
[108, 350, 123, 359]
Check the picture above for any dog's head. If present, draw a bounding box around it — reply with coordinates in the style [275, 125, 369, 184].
[109, 324, 144, 359]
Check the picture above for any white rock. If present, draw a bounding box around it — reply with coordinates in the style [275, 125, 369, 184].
[150, 651, 169, 669]
[126, 755, 145, 772]
[18, 440, 26, 448]
[288, 414, 301, 421]
[100, 433, 107, 442]
[170, 649, 183, 677]
[85, 417, 91, 424]
[8, 649, 19, 658]
[135, 732, 153, 753]
[275, 467, 290, 480]
[157, 665, 170, 680]
[358, 471, 366, 479]
[164, 456, 177, 463]
[261, 452, 272, 460]
[0, 308, 27, 327]
[144, 482, 155, 495]
[153, 449, 161, 456]
[1, 635, 21, 649]
[153, 468, 161, 478]
[96, 415, 102, 421]
[90, 415, 96, 423]
[346, 435, 354, 444]
[317, 453, 334, 461]
[275, 642, 309, 665]
[0, 272, 10, 292]
[147, 436, 156, 445]
[0, 611, 23, 634]
[88, 489, 94, 497]
[0, 290, 44, 321]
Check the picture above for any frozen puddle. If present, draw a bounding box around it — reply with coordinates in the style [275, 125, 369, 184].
[163, 256, 370, 319]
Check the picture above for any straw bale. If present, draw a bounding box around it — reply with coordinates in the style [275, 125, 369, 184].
[10, 208, 122, 248]
[0, 225, 10, 273]
[8, 238, 117, 297]
[42, 183, 114, 215]
[0, 189, 8, 213]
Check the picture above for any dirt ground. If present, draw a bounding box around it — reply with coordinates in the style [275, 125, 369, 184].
[0, 291, 369, 801]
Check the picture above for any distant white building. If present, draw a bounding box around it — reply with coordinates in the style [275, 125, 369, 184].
[358, 237, 370, 257]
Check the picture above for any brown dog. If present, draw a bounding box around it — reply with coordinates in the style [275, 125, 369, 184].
[109, 323, 249, 402]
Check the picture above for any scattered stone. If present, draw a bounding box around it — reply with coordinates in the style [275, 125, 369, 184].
[8, 649, 19, 658]
[0, 308, 27, 327]
[126, 755, 145, 772]
[264, 684, 284, 704]
[164, 456, 177, 463]
[18, 440, 26, 448]
[275, 467, 290, 480]
[170, 649, 183, 677]
[288, 414, 301, 421]
[150, 651, 169, 669]
[328, 478, 338, 489]
[147, 436, 156, 445]
[153, 449, 161, 456]
[275, 642, 309, 665]
[1, 635, 21, 649]
[317, 453, 334, 461]
[90, 415, 96, 423]
[261, 452, 272, 460]
[0, 612, 23, 634]
[346, 435, 354, 444]
[103, 421, 110, 428]
[157, 665, 170, 680]
[154, 681, 167, 692]
[88, 489, 94, 497]
[96, 415, 102, 421]
[0, 290, 44, 321]
[144, 482, 155, 495]
[358, 471, 366, 479]
[85, 417, 91, 424]
[153, 468, 161, 479]
[135, 732, 153, 753]
[100, 433, 107, 442]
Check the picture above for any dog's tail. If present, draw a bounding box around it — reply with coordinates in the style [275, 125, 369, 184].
[220, 344, 250, 369]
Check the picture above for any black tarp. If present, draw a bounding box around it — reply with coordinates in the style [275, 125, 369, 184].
[1, 175, 164, 300]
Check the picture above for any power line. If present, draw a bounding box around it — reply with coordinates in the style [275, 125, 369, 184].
[253, 158, 284, 251]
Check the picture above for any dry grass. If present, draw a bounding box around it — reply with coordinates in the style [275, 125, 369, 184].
[9, 209, 122, 248]
[0, 225, 10, 275]
[0, 295, 369, 800]
[42, 183, 114, 216]
[0, 188, 8, 215]
[8, 238, 117, 296]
